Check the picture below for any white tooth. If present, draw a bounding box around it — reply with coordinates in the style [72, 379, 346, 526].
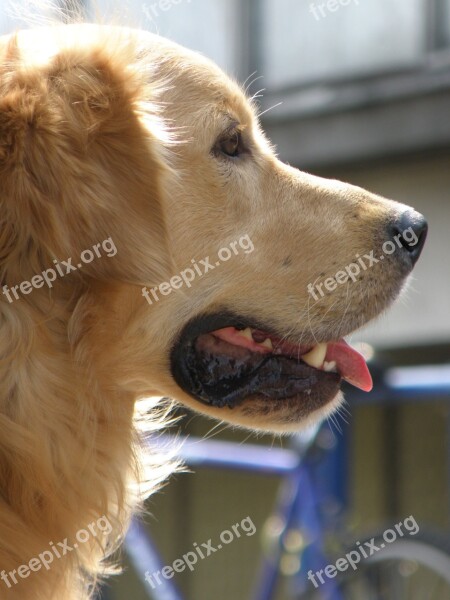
[301, 343, 327, 369]
[323, 360, 337, 373]
[260, 338, 273, 350]
[239, 327, 253, 341]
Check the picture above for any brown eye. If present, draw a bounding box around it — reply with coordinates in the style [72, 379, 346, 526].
[217, 131, 243, 158]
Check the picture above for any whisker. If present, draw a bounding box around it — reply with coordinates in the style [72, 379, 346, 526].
[242, 70, 258, 89]
[244, 74, 264, 96]
[250, 87, 266, 102]
[258, 102, 283, 119]
[202, 421, 229, 441]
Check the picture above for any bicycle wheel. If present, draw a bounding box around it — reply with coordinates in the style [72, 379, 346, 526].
[299, 530, 450, 600]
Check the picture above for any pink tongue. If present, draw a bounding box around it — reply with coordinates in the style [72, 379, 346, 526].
[326, 340, 373, 392]
[211, 328, 373, 392]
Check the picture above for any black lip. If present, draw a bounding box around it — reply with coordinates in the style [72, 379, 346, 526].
[170, 311, 341, 410]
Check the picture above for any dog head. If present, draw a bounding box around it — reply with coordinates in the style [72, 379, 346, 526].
[1, 25, 427, 432]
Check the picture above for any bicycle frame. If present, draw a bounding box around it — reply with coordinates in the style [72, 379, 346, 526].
[123, 422, 349, 600]
[113, 363, 450, 600]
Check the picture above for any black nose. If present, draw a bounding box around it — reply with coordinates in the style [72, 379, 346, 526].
[388, 210, 428, 266]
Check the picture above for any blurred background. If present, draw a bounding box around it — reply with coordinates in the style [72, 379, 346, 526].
[1, 1, 449, 599]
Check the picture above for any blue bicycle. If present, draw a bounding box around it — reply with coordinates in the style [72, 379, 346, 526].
[102, 363, 450, 600]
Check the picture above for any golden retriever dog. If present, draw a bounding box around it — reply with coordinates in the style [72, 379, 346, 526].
[0, 19, 427, 600]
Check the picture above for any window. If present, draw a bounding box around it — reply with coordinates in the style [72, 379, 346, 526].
[260, 0, 428, 89]
[439, 0, 450, 47]
[85, 0, 241, 75]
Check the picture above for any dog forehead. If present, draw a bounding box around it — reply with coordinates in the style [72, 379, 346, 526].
[139, 32, 254, 124]
[155, 62, 254, 131]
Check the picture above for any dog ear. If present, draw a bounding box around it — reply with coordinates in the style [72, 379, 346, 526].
[0, 34, 172, 287]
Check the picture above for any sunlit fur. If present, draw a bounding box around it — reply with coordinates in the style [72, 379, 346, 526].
[0, 21, 413, 600]
[0, 26, 178, 600]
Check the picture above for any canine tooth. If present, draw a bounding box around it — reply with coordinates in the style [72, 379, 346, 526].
[301, 343, 327, 369]
[323, 360, 337, 372]
[239, 327, 253, 341]
[261, 338, 273, 350]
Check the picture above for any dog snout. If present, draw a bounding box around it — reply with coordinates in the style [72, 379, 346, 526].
[388, 210, 428, 266]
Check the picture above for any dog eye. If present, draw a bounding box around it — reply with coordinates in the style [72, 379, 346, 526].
[216, 131, 244, 158]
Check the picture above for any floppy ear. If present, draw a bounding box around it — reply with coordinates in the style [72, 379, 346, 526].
[0, 34, 171, 287]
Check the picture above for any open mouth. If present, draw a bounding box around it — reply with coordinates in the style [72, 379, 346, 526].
[170, 312, 372, 411]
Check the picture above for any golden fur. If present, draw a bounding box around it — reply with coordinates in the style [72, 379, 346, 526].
[0, 22, 417, 599]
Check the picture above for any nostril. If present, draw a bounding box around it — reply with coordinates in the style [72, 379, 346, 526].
[389, 210, 428, 266]
[393, 223, 426, 253]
